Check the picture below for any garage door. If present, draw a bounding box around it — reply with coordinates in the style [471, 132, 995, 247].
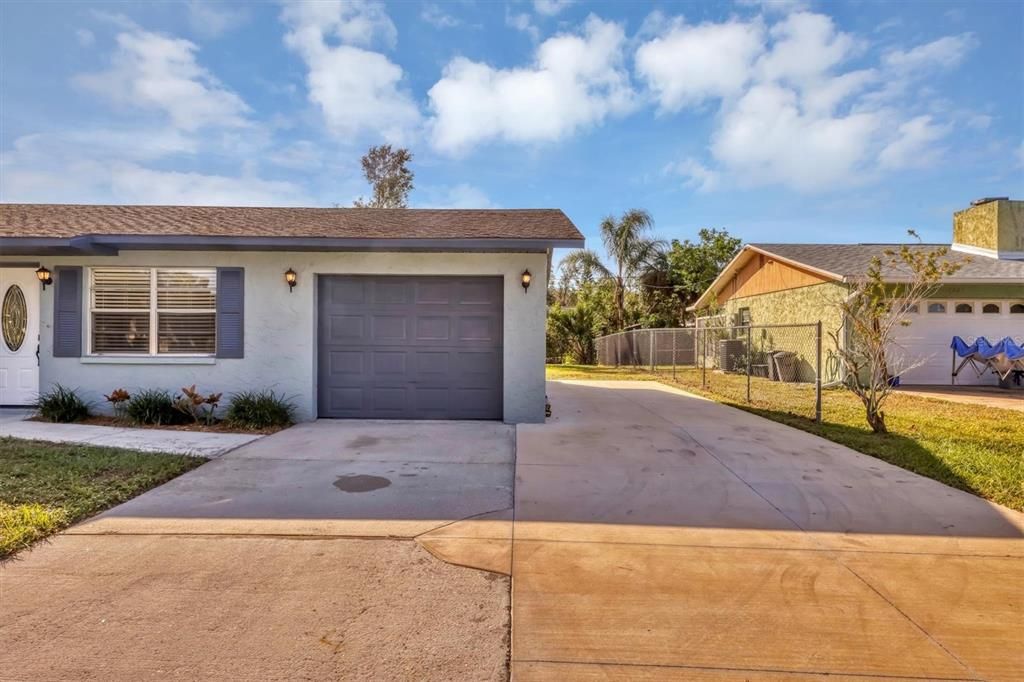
[889, 300, 1024, 385]
[317, 275, 503, 419]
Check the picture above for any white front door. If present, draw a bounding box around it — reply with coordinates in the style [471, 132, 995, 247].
[0, 269, 41, 405]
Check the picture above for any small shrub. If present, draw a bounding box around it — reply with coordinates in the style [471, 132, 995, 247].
[36, 385, 90, 423]
[124, 389, 185, 426]
[173, 385, 223, 425]
[104, 388, 131, 422]
[226, 390, 295, 429]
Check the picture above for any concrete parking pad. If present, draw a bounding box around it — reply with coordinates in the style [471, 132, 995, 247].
[1, 419, 515, 681]
[511, 380, 1023, 681]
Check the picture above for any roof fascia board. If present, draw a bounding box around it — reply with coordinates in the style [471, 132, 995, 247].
[1, 235, 584, 254]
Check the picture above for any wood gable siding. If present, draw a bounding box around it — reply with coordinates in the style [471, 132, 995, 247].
[717, 252, 832, 305]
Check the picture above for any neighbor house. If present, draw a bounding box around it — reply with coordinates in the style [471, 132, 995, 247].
[690, 198, 1024, 385]
[0, 204, 584, 421]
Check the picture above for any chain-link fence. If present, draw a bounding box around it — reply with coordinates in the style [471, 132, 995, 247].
[595, 323, 823, 421]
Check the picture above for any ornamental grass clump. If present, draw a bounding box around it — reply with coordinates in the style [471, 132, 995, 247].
[36, 385, 90, 423]
[124, 389, 184, 426]
[225, 390, 296, 430]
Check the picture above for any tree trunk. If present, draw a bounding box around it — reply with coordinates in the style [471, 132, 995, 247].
[614, 278, 625, 331]
[866, 408, 887, 433]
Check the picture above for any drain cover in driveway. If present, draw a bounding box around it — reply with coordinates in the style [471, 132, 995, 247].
[333, 474, 392, 493]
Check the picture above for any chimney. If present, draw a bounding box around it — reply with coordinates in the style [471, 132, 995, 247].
[951, 198, 1024, 260]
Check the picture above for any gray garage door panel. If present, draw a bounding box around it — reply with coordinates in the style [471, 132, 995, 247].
[317, 275, 503, 419]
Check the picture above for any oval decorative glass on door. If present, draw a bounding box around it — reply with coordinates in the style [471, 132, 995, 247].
[2, 285, 28, 352]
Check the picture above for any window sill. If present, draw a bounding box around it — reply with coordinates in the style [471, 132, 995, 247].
[80, 356, 217, 365]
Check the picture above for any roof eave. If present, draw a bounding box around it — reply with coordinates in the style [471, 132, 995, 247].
[0, 234, 585, 255]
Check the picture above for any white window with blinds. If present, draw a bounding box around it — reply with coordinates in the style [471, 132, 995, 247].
[89, 268, 217, 355]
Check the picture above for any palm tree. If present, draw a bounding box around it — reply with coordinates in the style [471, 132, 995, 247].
[560, 209, 663, 330]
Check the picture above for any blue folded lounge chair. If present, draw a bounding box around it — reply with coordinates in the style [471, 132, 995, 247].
[950, 336, 988, 382]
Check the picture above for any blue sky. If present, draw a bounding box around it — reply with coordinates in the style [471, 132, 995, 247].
[1, 0, 1021, 255]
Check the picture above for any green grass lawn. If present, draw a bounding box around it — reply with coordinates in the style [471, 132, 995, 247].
[547, 364, 1024, 512]
[0, 438, 205, 558]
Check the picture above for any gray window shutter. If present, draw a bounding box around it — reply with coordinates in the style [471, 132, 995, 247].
[53, 266, 83, 357]
[216, 267, 244, 358]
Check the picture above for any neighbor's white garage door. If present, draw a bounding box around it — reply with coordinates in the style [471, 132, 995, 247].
[889, 299, 1024, 385]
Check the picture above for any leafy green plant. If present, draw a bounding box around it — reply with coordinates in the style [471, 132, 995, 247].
[104, 388, 131, 422]
[225, 390, 295, 429]
[36, 385, 90, 423]
[173, 385, 223, 426]
[124, 389, 185, 426]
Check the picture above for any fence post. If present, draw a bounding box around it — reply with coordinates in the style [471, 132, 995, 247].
[672, 329, 677, 380]
[815, 320, 823, 423]
[746, 324, 752, 403]
[650, 330, 655, 373]
[701, 326, 707, 388]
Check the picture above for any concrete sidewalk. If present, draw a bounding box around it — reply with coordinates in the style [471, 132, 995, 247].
[0, 410, 261, 457]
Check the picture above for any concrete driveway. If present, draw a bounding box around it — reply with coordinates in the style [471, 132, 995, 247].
[0, 421, 515, 681]
[504, 380, 1024, 681]
[4, 381, 1022, 681]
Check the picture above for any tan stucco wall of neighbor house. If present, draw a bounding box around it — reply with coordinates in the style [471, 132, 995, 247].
[4, 250, 549, 423]
[718, 282, 848, 382]
[953, 199, 1024, 254]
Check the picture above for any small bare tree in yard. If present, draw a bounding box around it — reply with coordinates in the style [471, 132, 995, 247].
[830, 234, 965, 433]
[353, 145, 413, 208]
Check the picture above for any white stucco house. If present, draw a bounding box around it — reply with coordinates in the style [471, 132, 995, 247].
[0, 204, 584, 423]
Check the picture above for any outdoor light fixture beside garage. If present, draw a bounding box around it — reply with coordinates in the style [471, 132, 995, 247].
[285, 268, 298, 292]
[35, 266, 52, 290]
[521, 269, 532, 292]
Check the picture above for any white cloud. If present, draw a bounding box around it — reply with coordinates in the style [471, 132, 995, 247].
[418, 183, 497, 208]
[74, 29, 250, 131]
[966, 113, 992, 130]
[267, 140, 323, 170]
[712, 83, 881, 191]
[756, 11, 861, 85]
[883, 33, 977, 73]
[107, 164, 308, 205]
[636, 18, 765, 111]
[506, 10, 540, 42]
[0, 132, 308, 205]
[421, 3, 461, 29]
[428, 16, 634, 154]
[667, 158, 720, 192]
[878, 115, 951, 169]
[534, 0, 576, 16]
[281, 0, 396, 50]
[638, 9, 976, 193]
[186, 1, 249, 38]
[281, 0, 420, 143]
[1017, 141, 1024, 168]
[735, 0, 810, 14]
[76, 28, 95, 47]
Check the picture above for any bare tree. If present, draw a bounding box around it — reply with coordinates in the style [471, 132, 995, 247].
[353, 145, 414, 208]
[829, 233, 965, 433]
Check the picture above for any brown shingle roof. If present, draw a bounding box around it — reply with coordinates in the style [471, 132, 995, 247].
[752, 243, 1024, 281]
[0, 204, 584, 242]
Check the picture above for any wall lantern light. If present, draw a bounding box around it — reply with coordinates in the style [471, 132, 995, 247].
[521, 269, 532, 292]
[284, 268, 298, 292]
[35, 266, 52, 290]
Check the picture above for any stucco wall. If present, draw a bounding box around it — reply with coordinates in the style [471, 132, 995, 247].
[5, 250, 549, 423]
[953, 199, 1024, 254]
[719, 282, 848, 382]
